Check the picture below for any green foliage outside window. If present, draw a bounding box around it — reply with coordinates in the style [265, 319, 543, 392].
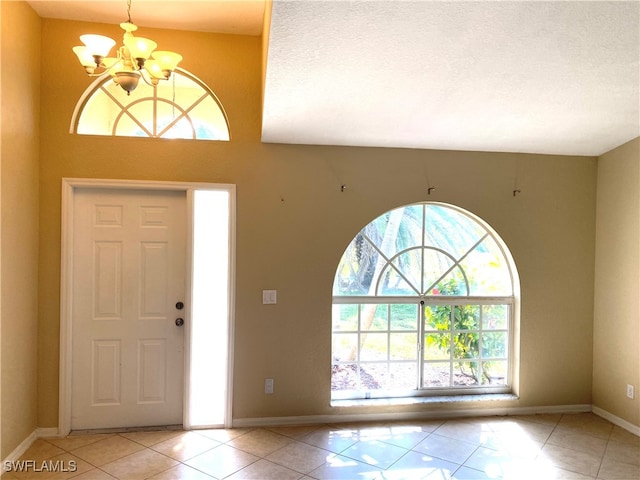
[424, 279, 507, 385]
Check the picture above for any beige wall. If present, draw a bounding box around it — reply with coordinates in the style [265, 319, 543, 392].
[593, 137, 640, 427]
[33, 17, 599, 427]
[0, 1, 41, 458]
[0, 4, 605, 443]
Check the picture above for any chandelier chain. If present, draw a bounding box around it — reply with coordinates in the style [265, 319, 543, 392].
[126, 0, 132, 24]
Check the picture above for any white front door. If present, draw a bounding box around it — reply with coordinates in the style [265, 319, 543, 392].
[71, 188, 186, 430]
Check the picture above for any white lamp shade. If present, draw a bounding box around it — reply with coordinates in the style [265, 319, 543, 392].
[73, 46, 95, 67]
[144, 59, 165, 79]
[124, 36, 157, 60]
[152, 51, 183, 71]
[80, 34, 116, 58]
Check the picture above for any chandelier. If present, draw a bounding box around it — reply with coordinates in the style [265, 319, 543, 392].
[72, 0, 182, 95]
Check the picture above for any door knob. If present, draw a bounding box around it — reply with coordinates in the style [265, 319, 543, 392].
[175, 318, 184, 327]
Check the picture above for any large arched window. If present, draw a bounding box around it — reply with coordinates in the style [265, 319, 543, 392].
[332, 202, 519, 400]
[71, 68, 230, 141]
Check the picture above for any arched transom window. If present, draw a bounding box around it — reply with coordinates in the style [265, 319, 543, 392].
[332, 202, 519, 400]
[71, 68, 230, 141]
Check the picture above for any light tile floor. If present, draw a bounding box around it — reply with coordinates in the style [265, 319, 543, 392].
[3, 413, 639, 479]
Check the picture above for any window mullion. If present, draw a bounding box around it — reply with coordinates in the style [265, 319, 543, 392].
[420, 205, 426, 295]
[450, 306, 456, 387]
[357, 304, 362, 391]
[478, 305, 484, 385]
[386, 304, 391, 391]
[153, 85, 158, 137]
[423, 233, 489, 295]
[418, 300, 425, 390]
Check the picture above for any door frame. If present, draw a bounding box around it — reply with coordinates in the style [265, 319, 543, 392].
[59, 178, 236, 436]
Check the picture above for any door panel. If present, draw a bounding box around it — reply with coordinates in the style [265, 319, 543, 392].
[71, 189, 186, 430]
[138, 339, 167, 403]
[94, 241, 122, 319]
[92, 340, 121, 405]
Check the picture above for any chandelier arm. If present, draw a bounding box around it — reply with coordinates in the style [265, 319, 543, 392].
[139, 70, 159, 87]
[85, 70, 111, 78]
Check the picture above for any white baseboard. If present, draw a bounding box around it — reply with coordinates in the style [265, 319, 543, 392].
[506, 404, 592, 416]
[592, 406, 640, 436]
[232, 403, 593, 428]
[36, 427, 62, 439]
[1, 428, 63, 476]
[1, 430, 38, 473]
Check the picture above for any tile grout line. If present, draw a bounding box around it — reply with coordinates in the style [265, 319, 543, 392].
[594, 419, 615, 480]
[14, 414, 636, 480]
[548, 413, 612, 479]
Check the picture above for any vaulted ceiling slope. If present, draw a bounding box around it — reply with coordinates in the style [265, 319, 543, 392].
[28, 1, 640, 156]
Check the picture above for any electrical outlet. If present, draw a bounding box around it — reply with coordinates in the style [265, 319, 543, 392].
[265, 378, 274, 394]
[626, 384, 635, 399]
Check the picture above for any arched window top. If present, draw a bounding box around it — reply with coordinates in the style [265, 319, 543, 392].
[71, 68, 230, 141]
[333, 202, 515, 298]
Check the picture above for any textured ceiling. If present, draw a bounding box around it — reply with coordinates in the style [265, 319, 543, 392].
[263, 1, 640, 156]
[28, 1, 640, 156]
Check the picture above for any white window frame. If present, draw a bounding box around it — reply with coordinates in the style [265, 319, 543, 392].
[331, 202, 519, 401]
[70, 68, 230, 141]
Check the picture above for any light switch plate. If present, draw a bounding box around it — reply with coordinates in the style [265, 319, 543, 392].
[262, 290, 277, 304]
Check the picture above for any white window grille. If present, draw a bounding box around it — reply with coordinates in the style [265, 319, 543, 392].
[332, 202, 519, 400]
[71, 68, 230, 141]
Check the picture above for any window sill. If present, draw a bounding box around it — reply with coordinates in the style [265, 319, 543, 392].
[331, 393, 518, 408]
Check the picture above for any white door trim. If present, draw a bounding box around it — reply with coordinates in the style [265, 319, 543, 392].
[59, 178, 236, 436]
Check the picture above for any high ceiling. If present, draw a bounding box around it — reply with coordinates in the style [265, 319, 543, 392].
[27, 0, 640, 156]
[26, 0, 266, 36]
